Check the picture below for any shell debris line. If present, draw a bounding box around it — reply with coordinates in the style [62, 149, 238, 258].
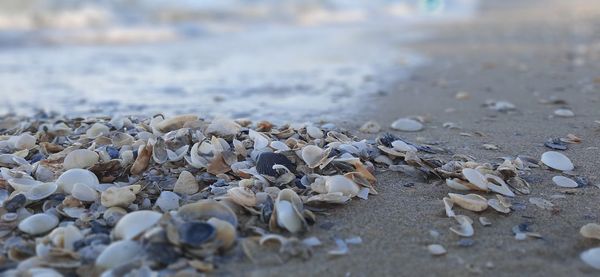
[0, 114, 594, 274]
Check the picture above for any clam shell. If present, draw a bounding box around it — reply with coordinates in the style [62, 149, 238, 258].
[25, 182, 58, 201]
[581, 223, 600, 240]
[205, 118, 241, 137]
[227, 187, 257, 207]
[446, 178, 471, 191]
[461, 168, 489, 191]
[103, 206, 127, 226]
[301, 145, 332, 169]
[85, 123, 110, 138]
[325, 175, 359, 197]
[256, 152, 294, 177]
[56, 169, 99, 194]
[443, 197, 455, 218]
[428, 244, 446, 256]
[178, 200, 238, 227]
[359, 121, 381, 134]
[552, 175, 578, 188]
[178, 221, 216, 248]
[113, 210, 162, 240]
[448, 193, 488, 212]
[485, 174, 515, 197]
[306, 126, 323, 139]
[173, 170, 200, 195]
[208, 217, 236, 250]
[48, 225, 84, 250]
[273, 189, 306, 233]
[167, 145, 189, 162]
[249, 129, 270, 150]
[155, 191, 180, 212]
[581, 248, 600, 270]
[63, 149, 99, 170]
[488, 199, 510, 213]
[541, 151, 574, 171]
[449, 215, 474, 237]
[391, 140, 417, 152]
[111, 132, 134, 148]
[96, 240, 143, 269]
[152, 137, 168, 164]
[306, 193, 351, 204]
[507, 176, 531, 195]
[130, 143, 152, 175]
[71, 183, 99, 202]
[390, 118, 423, 132]
[8, 133, 36, 150]
[18, 213, 59, 235]
[554, 108, 575, 117]
[155, 114, 198, 133]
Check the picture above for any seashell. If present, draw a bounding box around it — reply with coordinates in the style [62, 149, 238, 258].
[272, 189, 306, 233]
[178, 200, 238, 227]
[552, 175, 578, 188]
[390, 118, 423, 132]
[71, 183, 99, 202]
[301, 145, 332, 169]
[113, 210, 162, 240]
[428, 244, 446, 256]
[111, 132, 134, 148]
[56, 169, 100, 194]
[581, 223, 600, 240]
[306, 193, 351, 204]
[487, 199, 510, 213]
[449, 215, 474, 237]
[205, 118, 241, 137]
[391, 140, 417, 152]
[541, 151, 574, 171]
[152, 137, 168, 164]
[443, 197, 455, 217]
[359, 121, 381, 133]
[249, 129, 270, 150]
[186, 142, 209, 169]
[306, 126, 323, 139]
[173, 170, 200, 195]
[86, 123, 110, 138]
[18, 213, 59, 235]
[228, 187, 256, 207]
[484, 174, 515, 197]
[103, 206, 127, 226]
[554, 108, 575, 117]
[256, 152, 294, 177]
[208, 217, 236, 250]
[155, 191, 180, 212]
[178, 221, 216, 248]
[100, 185, 139, 208]
[448, 193, 488, 212]
[325, 175, 359, 197]
[96, 240, 143, 269]
[155, 114, 198, 133]
[63, 149, 99, 170]
[445, 178, 471, 190]
[24, 182, 57, 201]
[581, 248, 600, 270]
[131, 143, 152, 175]
[506, 176, 530, 194]
[461, 168, 489, 191]
[8, 133, 36, 150]
[167, 145, 189, 162]
[479, 216, 491, 226]
[48, 225, 83, 251]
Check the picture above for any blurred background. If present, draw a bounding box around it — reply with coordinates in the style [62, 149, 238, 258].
[0, 0, 476, 121]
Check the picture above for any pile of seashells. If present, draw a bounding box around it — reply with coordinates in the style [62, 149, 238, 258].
[0, 114, 383, 275]
[0, 113, 593, 275]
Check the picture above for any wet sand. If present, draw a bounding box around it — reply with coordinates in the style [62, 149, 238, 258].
[226, 0, 600, 276]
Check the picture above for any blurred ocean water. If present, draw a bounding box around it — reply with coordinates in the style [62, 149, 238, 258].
[0, 0, 477, 121]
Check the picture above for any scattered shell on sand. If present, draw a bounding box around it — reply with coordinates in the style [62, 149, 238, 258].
[581, 248, 600, 270]
[450, 215, 474, 237]
[541, 151, 574, 171]
[554, 108, 575, 117]
[552, 175, 578, 188]
[580, 223, 600, 240]
[390, 118, 423, 132]
[428, 244, 447, 256]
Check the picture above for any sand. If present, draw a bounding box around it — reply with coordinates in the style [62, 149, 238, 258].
[222, 0, 600, 276]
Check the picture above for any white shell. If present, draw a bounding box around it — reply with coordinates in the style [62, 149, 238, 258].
[325, 175, 359, 197]
[554, 108, 575, 117]
[25, 182, 58, 201]
[428, 244, 447, 255]
[249, 129, 270, 150]
[276, 200, 302, 233]
[155, 191, 180, 212]
[391, 140, 417, 152]
[461, 168, 489, 191]
[301, 145, 330, 168]
[449, 215, 474, 237]
[552, 175, 578, 188]
[8, 133, 36, 150]
[485, 174, 515, 197]
[18, 213, 59, 235]
[581, 223, 600, 240]
[113, 210, 162, 240]
[581, 248, 600, 270]
[390, 118, 423, 132]
[86, 123, 110, 138]
[100, 185, 139, 208]
[306, 126, 324, 139]
[63, 149, 99, 170]
[448, 193, 488, 212]
[71, 183, 99, 202]
[56, 169, 100, 194]
[96, 240, 143, 269]
[205, 118, 241, 136]
[173, 171, 199, 195]
[541, 151, 574, 171]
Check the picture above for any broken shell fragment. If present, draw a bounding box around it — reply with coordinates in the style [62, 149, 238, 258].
[208, 217, 236, 250]
[448, 193, 488, 212]
[227, 187, 257, 207]
[100, 186, 138, 208]
[541, 151, 574, 171]
[179, 221, 216, 248]
[581, 248, 600, 270]
[173, 171, 200, 195]
[273, 189, 306, 233]
[325, 175, 360, 197]
[25, 182, 58, 201]
[256, 152, 294, 177]
[301, 145, 331, 169]
[450, 215, 474, 237]
[359, 121, 381, 133]
[155, 191, 181, 212]
[461, 168, 489, 191]
[70, 183, 99, 202]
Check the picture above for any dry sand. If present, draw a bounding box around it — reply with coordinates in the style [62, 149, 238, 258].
[223, 0, 600, 276]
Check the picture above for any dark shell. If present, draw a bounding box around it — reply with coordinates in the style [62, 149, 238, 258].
[4, 194, 27, 212]
[145, 242, 180, 266]
[256, 152, 294, 177]
[544, 138, 567, 150]
[178, 221, 216, 248]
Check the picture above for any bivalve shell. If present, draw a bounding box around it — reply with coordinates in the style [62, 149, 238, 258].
[63, 149, 99, 170]
[541, 151, 574, 171]
[325, 175, 360, 197]
[18, 213, 59, 235]
[96, 240, 143, 269]
[56, 169, 100, 194]
[113, 210, 162, 240]
[580, 223, 600, 240]
[552, 175, 578, 188]
[581, 248, 600, 270]
[173, 170, 200, 195]
[448, 193, 488, 212]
